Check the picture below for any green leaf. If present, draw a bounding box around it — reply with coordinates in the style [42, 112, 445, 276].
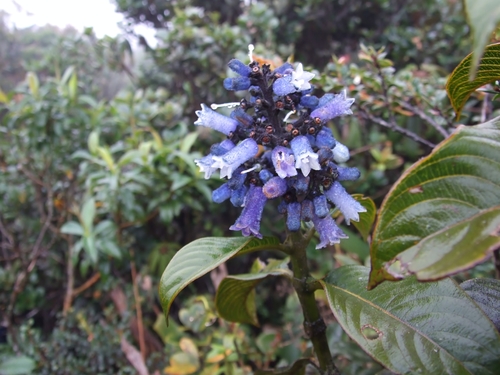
[60, 221, 84, 236]
[97, 146, 116, 172]
[68, 71, 78, 101]
[0, 86, 8, 104]
[26, 72, 39, 97]
[180, 132, 198, 153]
[446, 43, 500, 118]
[100, 240, 122, 259]
[215, 258, 291, 326]
[395, 205, 500, 280]
[461, 278, 500, 332]
[320, 265, 500, 375]
[351, 194, 376, 240]
[369, 118, 500, 289]
[83, 235, 98, 263]
[88, 131, 99, 154]
[159, 236, 282, 320]
[80, 198, 96, 233]
[464, 0, 500, 77]
[0, 355, 36, 375]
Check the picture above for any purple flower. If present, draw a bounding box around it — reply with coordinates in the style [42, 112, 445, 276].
[211, 138, 259, 179]
[230, 185, 248, 207]
[290, 136, 320, 177]
[230, 185, 267, 238]
[312, 213, 348, 249]
[259, 169, 273, 183]
[272, 146, 297, 179]
[263, 176, 288, 199]
[310, 90, 355, 123]
[300, 95, 319, 109]
[286, 202, 301, 231]
[313, 195, 329, 218]
[195, 104, 239, 135]
[324, 181, 366, 224]
[289, 172, 310, 196]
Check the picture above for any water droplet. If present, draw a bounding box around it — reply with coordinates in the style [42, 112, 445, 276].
[433, 349, 438, 353]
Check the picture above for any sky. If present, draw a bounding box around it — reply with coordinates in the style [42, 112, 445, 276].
[1, 0, 156, 43]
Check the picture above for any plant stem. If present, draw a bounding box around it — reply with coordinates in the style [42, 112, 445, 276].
[286, 231, 340, 375]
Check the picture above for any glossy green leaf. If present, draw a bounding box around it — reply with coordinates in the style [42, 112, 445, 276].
[446, 43, 500, 118]
[351, 194, 377, 241]
[83, 235, 97, 263]
[60, 221, 84, 236]
[464, 0, 500, 77]
[216, 258, 291, 326]
[321, 265, 500, 375]
[461, 278, 500, 332]
[369, 118, 500, 289]
[395, 206, 500, 280]
[159, 236, 282, 320]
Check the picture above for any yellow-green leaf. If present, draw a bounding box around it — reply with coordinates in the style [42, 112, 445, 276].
[446, 43, 500, 118]
[351, 194, 376, 241]
[465, 0, 500, 77]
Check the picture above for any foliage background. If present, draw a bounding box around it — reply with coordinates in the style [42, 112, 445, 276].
[0, 1, 497, 374]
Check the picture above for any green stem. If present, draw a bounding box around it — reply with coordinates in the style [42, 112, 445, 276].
[286, 231, 340, 375]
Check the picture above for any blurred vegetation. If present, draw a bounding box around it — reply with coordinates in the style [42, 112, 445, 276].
[0, 1, 497, 374]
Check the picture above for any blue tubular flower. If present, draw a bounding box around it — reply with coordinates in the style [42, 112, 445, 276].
[272, 146, 297, 179]
[290, 136, 320, 177]
[313, 195, 329, 218]
[300, 95, 319, 109]
[315, 128, 336, 149]
[227, 167, 246, 189]
[224, 77, 251, 91]
[286, 202, 301, 231]
[310, 90, 355, 123]
[230, 185, 267, 238]
[290, 172, 310, 196]
[212, 183, 232, 203]
[273, 75, 296, 96]
[231, 108, 254, 128]
[274, 62, 293, 75]
[337, 166, 361, 181]
[211, 138, 259, 179]
[230, 185, 248, 207]
[259, 169, 273, 183]
[312, 213, 348, 249]
[195, 104, 239, 135]
[332, 141, 350, 163]
[324, 181, 366, 224]
[228, 59, 252, 77]
[263, 176, 288, 199]
[195, 140, 235, 179]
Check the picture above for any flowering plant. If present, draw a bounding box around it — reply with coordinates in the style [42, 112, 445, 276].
[195, 45, 365, 246]
[159, 45, 500, 375]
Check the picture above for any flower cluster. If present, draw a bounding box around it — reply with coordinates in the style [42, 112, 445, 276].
[195, 47, 365, 248]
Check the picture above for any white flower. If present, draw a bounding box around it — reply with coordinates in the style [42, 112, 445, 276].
[291, 63, 315, 91]
[290, 136, 321, 177]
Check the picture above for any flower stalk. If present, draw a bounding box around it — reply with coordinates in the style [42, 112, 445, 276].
[286, 230, 340, 375]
